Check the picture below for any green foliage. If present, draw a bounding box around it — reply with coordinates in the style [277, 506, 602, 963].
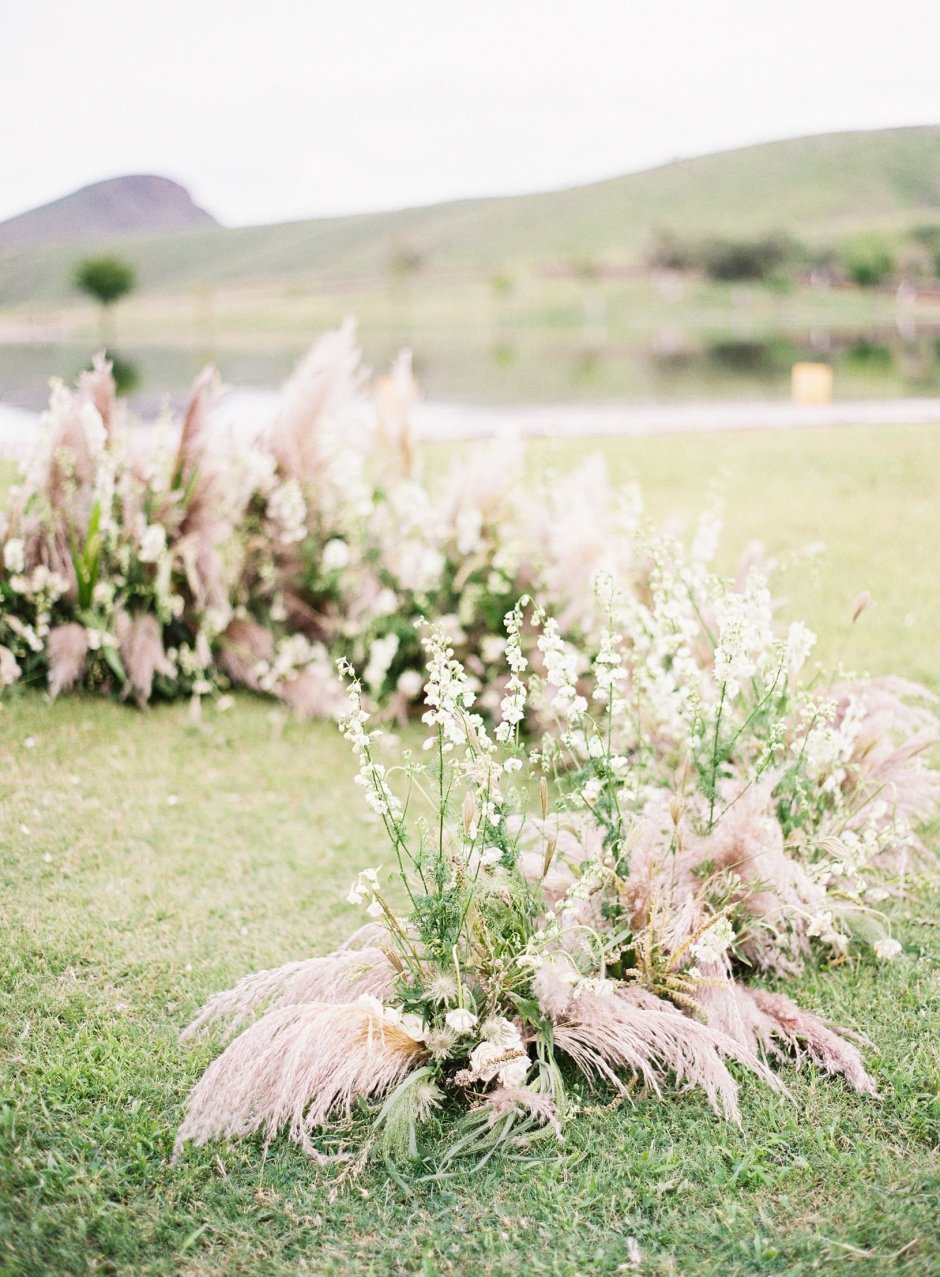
[72, 254, 136, 306]
[844, 237, 894, 288]
[698, 235, 797, 282]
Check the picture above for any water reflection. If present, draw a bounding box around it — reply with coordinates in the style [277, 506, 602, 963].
[4, 322, 940, 410]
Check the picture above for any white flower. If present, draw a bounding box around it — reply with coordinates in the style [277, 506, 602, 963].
[444, 1008, 478, 1034]
[467, 1028, 529, 1087]
[581, 778, 603, 805]
[138, 523, 166, 563]
[0, 644, 21, 686]
[365, 898, 384, 919]
[322, 538, 350, 572]
[873, 936, 902, 960]
[364, 633, 400, 693]
[3, 538, 25, 574]
[396, 669, 424, 699]
[785, 621, 817, 676]
[266, 479, 307, 546]
[346, 866, 381, 905]
[480, 1017, 521, 1048]
[381, 1006, 427, 1041]
[691, 916, 735, 965]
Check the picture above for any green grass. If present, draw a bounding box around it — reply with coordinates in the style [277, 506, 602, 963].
[2, 424, 939, 1275]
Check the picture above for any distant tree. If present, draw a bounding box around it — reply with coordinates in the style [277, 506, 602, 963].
[72, 255, 136, 342]
[73, 255, 136, 306]
[843, 238, 894, 288]
[698, 234, 796, 283]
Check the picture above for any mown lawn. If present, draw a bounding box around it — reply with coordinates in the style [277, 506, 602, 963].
[1, 424, 938, 1276]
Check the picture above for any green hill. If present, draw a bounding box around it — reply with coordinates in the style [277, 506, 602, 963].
[3, 126, 940, 306]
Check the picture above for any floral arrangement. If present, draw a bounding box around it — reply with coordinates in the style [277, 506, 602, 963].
[174, 551, 937, 1176]
[0, 326, 632, 719]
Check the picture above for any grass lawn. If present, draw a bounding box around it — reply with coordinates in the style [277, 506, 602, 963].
[1, 424, 939, 1275]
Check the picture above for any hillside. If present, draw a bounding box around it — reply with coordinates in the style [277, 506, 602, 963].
[0, 175, 217, 252]
[2, 127, 939, 305]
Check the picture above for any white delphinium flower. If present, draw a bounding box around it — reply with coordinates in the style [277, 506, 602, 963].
[455, 504, 483, 556]
[444, 1008, 478, 1034]
[346, 866, 381, 905]
[592, 624, 627, 711]
[873, 936, 902, 960]
[3, 538, 25, 574]
[690, 501, 723, 568]
[537, 616, 587, 723]
[0, 645, 21, 686]
[266, 478, 307, 546]
[421, 627, 477, 749]
[691, 915, 736, 965]
[138, 523, 167, 564]
[713, 570, 775, 698]
[364, 633, 399, 693]
[396, 668, 424, 700]
[338, 665, 404, 822]
[807, 910, 850, 954]
[321, 538, 350, 572]
[495, 601, 528, 742]
[785, 621, 817, 678]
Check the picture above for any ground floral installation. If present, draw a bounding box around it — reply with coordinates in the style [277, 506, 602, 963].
[0, 323, 639, 720]
[175, 554, 938, 1179]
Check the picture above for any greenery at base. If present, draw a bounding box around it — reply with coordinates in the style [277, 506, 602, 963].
[1, 424, 938, 1275]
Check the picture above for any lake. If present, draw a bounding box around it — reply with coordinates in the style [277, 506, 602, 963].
[4, 320, 940, 412]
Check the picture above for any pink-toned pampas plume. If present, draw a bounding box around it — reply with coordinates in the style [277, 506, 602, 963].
[624, 784, 827, 978]
[217, 619, 275, 692]
[833, 677, 940, 861]
[266, 320, 365, 494]
[745, 988, 877, 1094]
[484, 1085, 563, 1137]
[554, 987, 787, 1122]
[78, 352, 117, 439]
[182, 941, 396, 1043]
[171, 366, 230, 609]
[278, 662, 347, 721]
[373, 348, 418, 478]
[115, 612, 175, 704]
[174, 999, 426, 1159]
[693, 979, 877, 1094]
[46, 623, 89, 698]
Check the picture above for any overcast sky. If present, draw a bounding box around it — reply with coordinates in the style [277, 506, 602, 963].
[3, 1, 939, 227]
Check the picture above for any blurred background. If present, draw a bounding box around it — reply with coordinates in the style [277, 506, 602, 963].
[2, 1, 940, 420]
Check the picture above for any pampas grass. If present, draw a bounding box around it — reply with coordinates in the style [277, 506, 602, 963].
[175, 999, 426, 1160]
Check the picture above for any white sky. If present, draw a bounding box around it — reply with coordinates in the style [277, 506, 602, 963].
[3, 0, 939, 227]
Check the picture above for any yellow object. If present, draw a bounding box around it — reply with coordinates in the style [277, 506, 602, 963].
[791, 362, 833, 404]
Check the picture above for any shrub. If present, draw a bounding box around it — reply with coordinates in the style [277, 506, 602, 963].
[843, 238, 894, 288]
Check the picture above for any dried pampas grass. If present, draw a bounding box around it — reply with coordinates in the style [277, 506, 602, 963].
[174, 999, 426, 1160]
[47, 623, 89, 698]
[116, 612, 174, 703]
[555, 987, 787, 1123]
[181, 944, 396, 1042]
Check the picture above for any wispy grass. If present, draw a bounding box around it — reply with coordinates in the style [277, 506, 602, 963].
[2, 423, 938, 1275]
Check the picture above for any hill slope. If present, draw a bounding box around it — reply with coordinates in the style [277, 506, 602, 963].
[2, 127, 939, 305]
[0, 176, 217, 252]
